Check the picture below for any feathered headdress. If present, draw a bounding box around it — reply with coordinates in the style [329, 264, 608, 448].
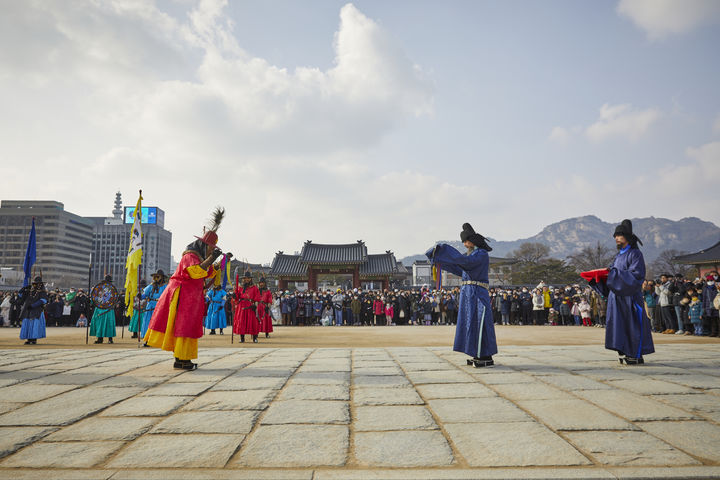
[196, 206, 225, 248]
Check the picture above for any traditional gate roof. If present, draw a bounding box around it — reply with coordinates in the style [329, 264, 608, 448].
[360, 252, 399, 277]
[299, 240, 368, 265]
[673, 241, 720, 265]
[269, 253, 307, 277]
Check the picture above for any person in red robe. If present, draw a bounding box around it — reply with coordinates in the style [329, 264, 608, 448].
[257, 277, 273, 338]
[144, 209, 224, 370]
[234, 271, 261, 343]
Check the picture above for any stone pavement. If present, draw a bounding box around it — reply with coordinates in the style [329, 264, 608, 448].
[0, 344, 719, 479]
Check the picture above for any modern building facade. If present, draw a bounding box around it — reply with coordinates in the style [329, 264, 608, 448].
[411, 255, 517, 288]
[0, 200, 93, 288]
[86, 192, 172, 287]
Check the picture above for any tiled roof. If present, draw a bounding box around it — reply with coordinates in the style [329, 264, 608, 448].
[673, 241, 720, 265]
[360, 253, 398, 277]
[300, 241, 367, 265]
[269, 254, 307, 277]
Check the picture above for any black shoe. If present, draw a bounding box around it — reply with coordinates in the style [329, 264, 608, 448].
[240, 335, 245, 343]
[219, 330, 224, 335]
[131, 333, 138, 339]
[174, 360, 197, 370]
[143, 342, 149, 347]
[94, 338, 103, 344]
[253, 336, 258, 343]
[209, 330, 216, 335]
[108, 338, 113, 344]
[173, 360, 184, 369]
[621, 356, 644, 365]
[473, 357, 494, 368]
[24, 340, 32, 345]
[265, 332, 269, 338]
[31, 339, 37, 344]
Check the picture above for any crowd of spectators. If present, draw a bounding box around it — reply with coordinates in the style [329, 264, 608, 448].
[1, 272, 718, 337]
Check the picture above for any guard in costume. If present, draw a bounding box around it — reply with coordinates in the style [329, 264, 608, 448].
[234, 270, 261, 343]
[588, 219, 654, 365]
[90, 275, 118, 344]
[128, 279, 147, 338]
[204, 284, 227, 335]
[258, 277, 273, 338]
[426, 223, 497, 367]
[140, 269, 167, 345]
[144, 208, 224, 370]
[19, 276, 48, 345]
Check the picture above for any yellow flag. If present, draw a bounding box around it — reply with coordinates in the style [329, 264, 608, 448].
[125, 191, 143, 317]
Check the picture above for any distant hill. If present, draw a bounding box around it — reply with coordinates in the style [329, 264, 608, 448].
[400, 216, 720, 265]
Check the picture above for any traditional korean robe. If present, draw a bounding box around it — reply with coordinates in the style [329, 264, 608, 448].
[426, 244, 497, 359]
[590, 245, 654, 358]
[234, 284, 261, 335]
[140, 283, 167, 339]
[144, 251, 215, 360]
[258, 287, 274, 333]
[19, 289, 48, 340]
[204, 288, 227, 330]
[90, 307, 116, 338]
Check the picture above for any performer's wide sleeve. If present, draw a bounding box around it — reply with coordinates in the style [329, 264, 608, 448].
[588, 279, 609, 298]
[425, 243, 481, 276]
[607, 250, 645, 297]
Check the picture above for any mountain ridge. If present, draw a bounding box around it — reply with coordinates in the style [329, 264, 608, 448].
[401, 216, 720, 266]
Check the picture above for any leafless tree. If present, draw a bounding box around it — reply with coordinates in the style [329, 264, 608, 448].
[509, 242, 550, 263]
[566, 242, 615, 272]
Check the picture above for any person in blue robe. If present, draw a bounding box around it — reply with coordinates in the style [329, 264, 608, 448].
[19, 276, 48, 345]
[140, 270, 167, 344]
[204, 284, 227, 334]
[90, 275, 117, 344]
[590, 219, 654, 365]
[426, 223, 498, 367]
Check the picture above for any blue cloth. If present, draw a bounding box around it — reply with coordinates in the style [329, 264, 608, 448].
[204, 289, 226, 330]
[90, 308, 116, 338]
[20, 313, 46, 340]
[334, 308, 343, 326]
[23, 218, 36, 287]
[426, 244, 497, 359]
[592, 247, 655, 358]
[140, 283, 166, 339]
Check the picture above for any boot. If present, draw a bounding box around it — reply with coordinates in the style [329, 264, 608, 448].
[219, 329, 224, 335]
[24, 340, 32, 345]
[94, 337, 104, 344]
[108, 338, 113, 344]
[31, 339, 37, 344]
[265, 332, 269, 338]
[178, 360, 197, 370]
[209, 329, 216, 335]
[131, 332, 138, 339]
[472, 356, 494, 368]
[173, 357, 184, 369]
[253, 335, 258, 343]
[619, 355, 644, 365]
[240, 335, 245, 343]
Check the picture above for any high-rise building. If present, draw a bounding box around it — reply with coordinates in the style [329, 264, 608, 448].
[86, 192, 172, 287]
[0, 200, 93, 288]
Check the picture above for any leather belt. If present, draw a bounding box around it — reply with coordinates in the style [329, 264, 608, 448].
[461, 281, 489, 289]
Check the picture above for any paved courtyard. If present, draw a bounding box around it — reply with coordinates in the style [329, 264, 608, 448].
[1, 343, 719, 479]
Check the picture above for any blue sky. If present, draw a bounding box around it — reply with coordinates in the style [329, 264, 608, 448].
[1, 0, 719, 262]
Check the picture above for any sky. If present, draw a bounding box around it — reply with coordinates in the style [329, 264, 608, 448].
[1, 0, 719, 263]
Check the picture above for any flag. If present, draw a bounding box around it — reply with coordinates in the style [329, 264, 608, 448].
[221, 254, 231, 289]
[124, 191, 143, 316]
[22, 218, 37, 287]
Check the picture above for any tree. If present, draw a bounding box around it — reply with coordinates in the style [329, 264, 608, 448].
[510, 243, 550, 264]
[649, 249, 698, 279]
[567, 242, 615, 272]
[511, 258, 578, 285]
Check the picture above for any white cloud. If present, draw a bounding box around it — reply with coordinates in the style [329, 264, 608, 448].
[585, 103, 662, 142]
[617, 0, 720, 40]
[548, 126, 571, 145]
[713, 114, 720, 135]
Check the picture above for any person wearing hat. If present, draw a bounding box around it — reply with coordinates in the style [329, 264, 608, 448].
[204, 283, 227, 335]
[426, 223, 497, 367]
[144, 208, 224, 369]
[589, 219, 654, 364]
[140, 270, 168, 344]
[257, 277, 273, 338]
[234, 270, 261, 342]
[90, 275, 118, 344]
[19, 276, 48, 345]
[702, 272, 719, 337]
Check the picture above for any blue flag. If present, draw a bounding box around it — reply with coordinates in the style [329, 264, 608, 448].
[23, 218, 37, 287]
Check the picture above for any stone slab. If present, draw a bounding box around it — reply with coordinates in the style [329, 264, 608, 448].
[44, 417, 156, 441]
[110, 470, 313, 480]
[574, 389, 698, 421]
[650, 392, 720, 414]
[564, 430, 700, 466]
[312, 468, 615, 480]
[540, 374, 613, 391]
[517, 398, 636, 431]
[231, 425, 348, 467]
[0, 387, 142, 426]
[399, 362, 455, 371]
[166, 368, 234, 383]
[491, 382, 571, 400]
[352, 366, 403, 376]
[444, 422, 591, 467]
[406, 370, 475, 384]
[182, 389, 275, 411]
[428, 397, 531, 423]
[141, 382, 215, 396]
[354, 430, 454, 467]
[353, 387, 423, 405]
[290, 371, 350, 386]
[606, 379, 696, 395]
[638, 420, 720, 462]
[212, 376, 287, 391]
[0, 427, 56, 458]
[261, 400, 349, 425]
[100, 395, 191, 417]
[1, 441, 125, 468]
[151, 410, 258, 434]
[277, 384, 349, 401]
[0, 383, 79, 403]
[107, 434, 243, 468]
[416, 382, 497, 399]
[353, 375, 411, 388]
[355, 405, 438, 431]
